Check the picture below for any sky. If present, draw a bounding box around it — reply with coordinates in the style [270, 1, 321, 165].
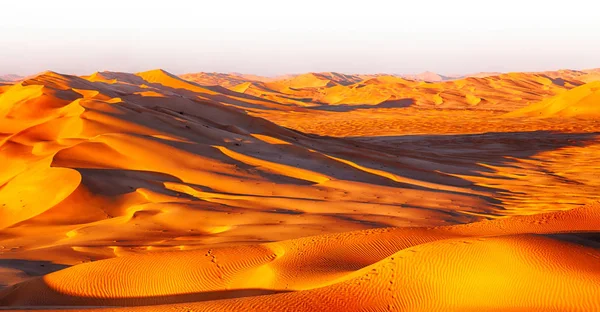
[1, 0, 599, 76]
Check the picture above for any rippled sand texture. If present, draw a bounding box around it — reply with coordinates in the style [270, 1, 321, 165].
[1, 69, 599, 311]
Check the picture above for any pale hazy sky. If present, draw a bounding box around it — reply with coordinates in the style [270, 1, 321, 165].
[1, 0, 598, 76]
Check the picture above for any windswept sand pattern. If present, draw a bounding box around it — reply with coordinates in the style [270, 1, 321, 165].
[0, 69, 599, 311]
[2, 206, 600, 311]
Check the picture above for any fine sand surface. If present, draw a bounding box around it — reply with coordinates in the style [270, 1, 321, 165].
[0, 69, 599, 311]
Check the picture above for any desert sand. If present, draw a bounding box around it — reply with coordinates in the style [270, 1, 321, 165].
[0, 68, 599, 311]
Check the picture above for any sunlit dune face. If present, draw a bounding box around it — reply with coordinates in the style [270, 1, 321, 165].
[506, 81, 600, 118]
[1, 69, 600, 311]
[134, 91, 165, 97]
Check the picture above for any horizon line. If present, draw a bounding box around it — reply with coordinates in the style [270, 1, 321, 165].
[3, 65, 600, 80]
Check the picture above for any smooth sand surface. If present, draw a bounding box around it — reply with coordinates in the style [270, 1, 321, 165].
[505, 81, 600, 118]
[1, 69, 599, 311]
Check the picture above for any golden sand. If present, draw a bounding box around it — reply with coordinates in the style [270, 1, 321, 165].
[0, 69, 599, 311]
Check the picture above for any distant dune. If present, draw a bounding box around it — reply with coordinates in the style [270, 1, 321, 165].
[179, 72, 265, 87]
[176, 69, 596, 111]
[505, 81, 600, 118]
[398, 71, 454, 82]
[0, 74, 24, 82]
[1, 67, 600, 311]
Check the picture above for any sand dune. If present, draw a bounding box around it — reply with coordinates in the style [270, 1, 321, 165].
[505, 81, 600, 118]
[399, 71, 455, 82]
[2, 206, 599, 310]
[179, 72, 262, 88]
[181, 72, 296, 86]
[227, 71, 584, 111]
[1, 68, 600, 311]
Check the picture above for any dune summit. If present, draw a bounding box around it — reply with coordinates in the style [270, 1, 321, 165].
[0, 68, 600, 311]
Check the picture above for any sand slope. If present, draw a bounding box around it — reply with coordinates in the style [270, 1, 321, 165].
[505, 81, 600, 118]
[2, 205, 599, 311]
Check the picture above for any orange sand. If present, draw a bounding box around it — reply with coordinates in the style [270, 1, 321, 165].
[0, 69, 599, 311]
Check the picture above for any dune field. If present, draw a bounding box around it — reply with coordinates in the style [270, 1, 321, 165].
[0, 68, 599, 311]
